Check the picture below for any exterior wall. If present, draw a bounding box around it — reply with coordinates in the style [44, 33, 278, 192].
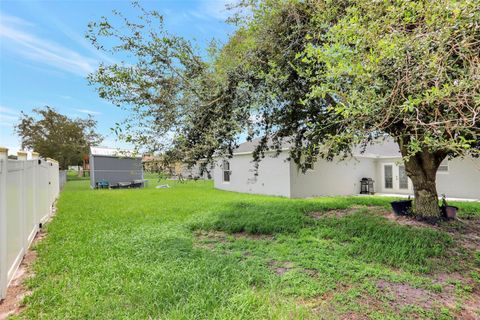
[213, 149, 480, 200]
[290, 157, 378, 198]
[436, 157, 480, 200]
[376, 156, 480, 200]
[90, 155, 143, 188]
[214, 152, 291, 197]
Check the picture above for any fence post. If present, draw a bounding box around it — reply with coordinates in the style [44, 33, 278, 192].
[31, 152, 39, 230]
[17, 151, 28, 254]
[0, 147, 8, 300]
[17, 151, 27, 161]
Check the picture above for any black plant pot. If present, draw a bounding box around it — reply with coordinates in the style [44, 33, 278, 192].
[441, 205, 458, 220]
[391, 200, 412, 216]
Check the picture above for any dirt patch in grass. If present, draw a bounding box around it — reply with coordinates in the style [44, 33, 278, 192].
[268, 260, 295, 276]
[299, 284, 380, 319]
[308, 206, 376, 220]
[434, 272, 480, 318]
[380, 278, 479, 319]
[193, 230, 275, 250]
[446, 218, 480, 251]
[0, 229, 46, 320]
[382, 213, 439, 228]
[232, 232, 275, 241]
[301, 278, 479, 319]
[457, 292, 480, 320]
[434, 271, 478, 287]
[377, 280, 453, 310]
[377, 278, 480, 318]
[308, 209, 351, 220]
[194, 230, 274, 241]
[193, 230, 229, 250]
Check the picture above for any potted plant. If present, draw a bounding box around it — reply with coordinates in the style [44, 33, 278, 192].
[440, 194, 458, 220]
[391, 196, 412, 216]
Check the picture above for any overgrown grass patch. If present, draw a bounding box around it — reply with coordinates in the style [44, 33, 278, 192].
[311, 211, 452, 272]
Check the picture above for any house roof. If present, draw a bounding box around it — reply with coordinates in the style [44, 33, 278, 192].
[352, 139, 401, 158]
[233, 137, 401, 158]
[233, 139, 291, 154]
[90, 147, 142, 158]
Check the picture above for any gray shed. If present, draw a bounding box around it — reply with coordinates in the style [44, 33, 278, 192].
[89, 147, 143, 188]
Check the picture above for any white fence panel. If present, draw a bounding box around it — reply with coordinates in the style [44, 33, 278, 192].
[0, 150, 60, 300]
[49, 160, 60, 205]
[24, 161, 37, 246]
[37, 161, 50, 224]
[6, 160, 24, 288]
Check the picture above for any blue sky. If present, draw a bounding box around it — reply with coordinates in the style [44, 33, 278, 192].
[0, 0, 235, 155]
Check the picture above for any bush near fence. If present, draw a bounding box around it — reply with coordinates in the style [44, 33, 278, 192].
[0, 148, 60, 300]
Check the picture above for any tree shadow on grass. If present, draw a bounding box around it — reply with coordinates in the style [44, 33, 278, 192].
[310, 211, 453, 272]
[189, 200, 317, 234]
[189, 200, 453, 273]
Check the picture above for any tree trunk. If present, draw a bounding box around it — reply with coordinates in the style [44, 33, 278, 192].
[399, 145, 446, 219]
[407, 166, 440, 218]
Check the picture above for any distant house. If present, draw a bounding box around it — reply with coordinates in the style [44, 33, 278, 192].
[89, 147, 143, 188]
[142, 154, 163, 173]
[213, 139, 480, 200]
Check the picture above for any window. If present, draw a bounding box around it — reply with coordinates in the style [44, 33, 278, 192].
[438, 160, 449, 173]
[399, 165, 408, 189]
[223, 160, 231, 182]
[384, 165, 393, 189]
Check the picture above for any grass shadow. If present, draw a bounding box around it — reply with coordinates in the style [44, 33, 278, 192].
[190, 199, 453, 273]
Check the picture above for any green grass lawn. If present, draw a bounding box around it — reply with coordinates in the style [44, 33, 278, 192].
[16, 180, 480, 319]
[66, 170, 89, 181]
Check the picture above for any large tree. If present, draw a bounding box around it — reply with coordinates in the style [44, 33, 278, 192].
[88, 0, 479, 219]
[15, 107, 102, 169]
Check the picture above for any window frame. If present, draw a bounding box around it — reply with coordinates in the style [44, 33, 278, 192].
[222, 160, 231, 183]
[383, 164, 393, 189]
[437, 160, 449, 174]
[398, 165, 409, 190]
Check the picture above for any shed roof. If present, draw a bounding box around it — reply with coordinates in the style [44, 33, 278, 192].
[90, 146, 142, 158]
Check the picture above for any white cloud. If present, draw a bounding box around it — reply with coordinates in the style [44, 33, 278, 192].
[21, 8, 117, 65]
[74, 108, 101, 115]
[100, 138, 134, 151]
[200, 0, 236, 20]
[0, 13, 97, 76]
[0, 106, 20, 116]
[0, 106, 20, 126]
[0, 14, 34, 27]
[0, 114, 18, 122]
[0, 121, 14, 127]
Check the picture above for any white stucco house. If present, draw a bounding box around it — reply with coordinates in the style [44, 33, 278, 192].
[213, 139, 480, 200]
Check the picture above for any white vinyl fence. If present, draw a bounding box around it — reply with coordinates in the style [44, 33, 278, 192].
[0, 149, 60, 300]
